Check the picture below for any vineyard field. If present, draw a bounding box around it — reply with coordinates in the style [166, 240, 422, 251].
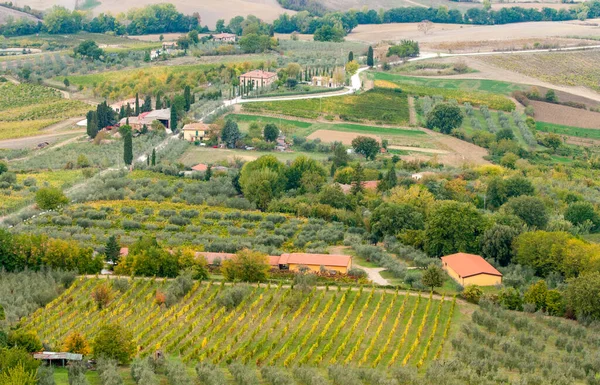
[0, 82, 88, 140]
[242, 89, 410, 125]
[374, 73, 517, 112]
[25, 278, 458, 370]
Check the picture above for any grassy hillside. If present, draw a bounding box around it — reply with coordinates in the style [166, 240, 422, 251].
[24, 278, 457, 369]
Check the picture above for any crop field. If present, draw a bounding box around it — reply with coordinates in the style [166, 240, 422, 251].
[24, 278, 458, 370]
[242, 89, 410, 125]
[481, 50, 600, 92]
[16, 199, 349, 252]
[416, 95, 537, 148]
[0, 170, 84, 215]
[530, 100, 600, 129]
[373, 73, 517, 111]
[0, 83, 88, 139]
[536, 121, 600, 140]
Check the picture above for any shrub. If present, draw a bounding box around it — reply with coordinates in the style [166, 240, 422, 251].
[7, 330, 43, 353]
[462, 285, 483, 304]
[35, 187, 69, 210]
[217, 285, 251, 309]
[91, 284, 113, 310]
[62, 331, 91, 356]
[347, 268, 367, 278]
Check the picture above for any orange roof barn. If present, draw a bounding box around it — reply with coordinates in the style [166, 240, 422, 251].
[441, 253, 502, 287]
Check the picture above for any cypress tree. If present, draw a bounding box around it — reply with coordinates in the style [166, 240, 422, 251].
[151, 148, 156, 166]
[204, 165, 212, 181]
[122, 126, 133, 166]
[367, 45, 374, 67]
[156, 93, 162, 110]
[135, 93, 140, 115]
[351, 163, 365, 195]
[170, 107, 177, 132]
[86, 110, 94, 138]
[184, 85, 192, 111]
[348, 51, 354, 62]
[105, 235, 120, 265]
[118, 105, 125, 120]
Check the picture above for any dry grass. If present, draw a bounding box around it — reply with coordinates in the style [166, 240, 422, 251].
[423, 37, 598, 54]
[307, 129, 380, 145]
[347, 20, 600, 45]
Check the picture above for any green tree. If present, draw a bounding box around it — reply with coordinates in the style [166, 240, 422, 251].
[504, 175, 535, 198]
[64, 78, 70, 87]
[332, 142, 349, 170]
[513, 230, 572, 277]
[545, 89, 558, 103]
[239, 33, 272, 53]
[348, 51, 354, 62]
[370, 203, 424, 241]
[184, 85, 192, 112]
[7, 331, 42, 353]
[421, 264, 445, 290]
[86, 110, 99, 139]
[504, 195, 548, 229]
[485, 177, 507, 209]
[345, 60, 359, 76]
[386, 40, 419, 58]
[0, 347, 40, 375]
[74, 40, 103, 60]
[221, 249, 270, 282]
[351, 136, 379, 160]
[480, 224, 519, 266]
[378, 163, 397, 192]
[426, 103, 463, 134]
[285, 155, 326, 191]
[35, 187, 68, 210]
[498, 287, 523, 311]
[241, 168, 283, 210]
[565, 201, 599, 228]
[151, 148, 156, 166]
[263, 123, 279, 142]
[367, 45, 374, 67]
[424, 201, 487, 257]
[221, 119, 241, 148]
[0, 364, 37, 385]
[68, 361, 88, 385]
[350, 163, 365, 195]
[170, 107, 178, 132]
[523, 280, 548, 311]
[204, 165, 212, 181]
[37, 365, 55, 385]
[105, 235, 120, 265]
[92, 324, 135, 365]
[121, 125, 133, 166]
[566, 272, 600, 321]
[313, 25, 345, 42]
[134, 93, 140, 116]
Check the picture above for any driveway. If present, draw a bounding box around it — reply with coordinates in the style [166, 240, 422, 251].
[360, 266, 391, 286]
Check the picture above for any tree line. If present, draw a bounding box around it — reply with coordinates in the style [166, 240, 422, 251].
[0, 4, 204, 37]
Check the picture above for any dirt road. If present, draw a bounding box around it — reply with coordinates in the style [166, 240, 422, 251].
[0, 130, 84, 150]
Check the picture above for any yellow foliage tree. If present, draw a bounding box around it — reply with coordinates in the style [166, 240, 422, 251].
[62, 331, 91, 356]
[388, 185, 435, 213]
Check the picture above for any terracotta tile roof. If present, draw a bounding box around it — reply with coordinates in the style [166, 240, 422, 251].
[183, 122, 210, 131]
[441, 253, 502, 278]
[339, 180, 379, 194]
[191, 163, 208, 172]
[120, 247, 129, 256]
[278, 253, 351, 267]
[240, 70, 278, 79]
[195, 252, 235, 264]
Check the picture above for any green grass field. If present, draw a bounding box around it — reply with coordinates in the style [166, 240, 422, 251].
[536, 121, 600, 140]
[180, 147, 331, 165]
[27, 278, 458, 371]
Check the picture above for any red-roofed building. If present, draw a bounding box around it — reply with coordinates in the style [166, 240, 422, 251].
[191, 163, 208, 172]
[212, 33, 237, 43]
[441, 253, 502, 286]
[339, 180, 379, 194]
[239, 70, 278, 88]
[277, 253, 352, 274]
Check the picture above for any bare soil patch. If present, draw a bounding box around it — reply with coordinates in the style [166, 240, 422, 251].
[307, 129, 380, 145]
[419, 127, 491, 166]
[531, 100, 600, 129]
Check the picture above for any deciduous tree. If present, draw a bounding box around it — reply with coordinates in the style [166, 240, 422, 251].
[426, 103, 463, 134]
[221, 249, 270, 282]
[92, 324, 135, 365]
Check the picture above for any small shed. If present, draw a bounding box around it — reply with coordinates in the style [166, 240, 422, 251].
[441, 253, 502, 286]
[33, 352, 83, 367]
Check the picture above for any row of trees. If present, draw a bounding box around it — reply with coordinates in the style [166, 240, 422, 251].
[0, 4, 203, 36]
